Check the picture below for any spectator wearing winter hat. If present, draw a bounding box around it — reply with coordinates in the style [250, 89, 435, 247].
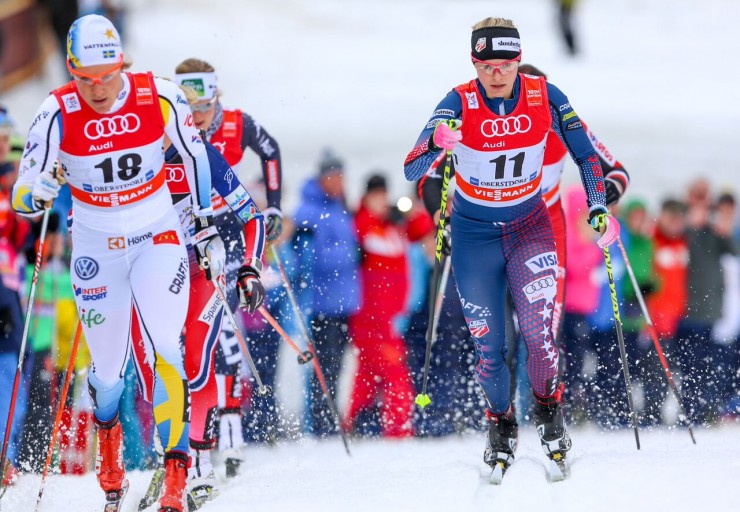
[618, 199, 667, 426]
[292, 149, 360, 437]
[676, 181, 737, 424]
[646, 199, 689, 424]
[344, 173, 417, 438]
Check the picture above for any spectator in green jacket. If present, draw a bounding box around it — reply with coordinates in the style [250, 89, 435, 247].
[621, 199, 655, 334]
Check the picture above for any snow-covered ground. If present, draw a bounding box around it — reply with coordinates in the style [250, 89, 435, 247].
[3, 0, 740, 210]
[4, 425, 738, 512]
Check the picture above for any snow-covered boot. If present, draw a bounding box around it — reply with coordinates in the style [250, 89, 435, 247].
[95, 416, 128, 511]
[95, 416, 126, 493]
[218, 412, 245, 478]
[158, 452, 189, 512]
[534, 394, 572, 481]
[187, 448, 219, 510]
[483, 406, 518, 483]
[533, 394, 571, 459]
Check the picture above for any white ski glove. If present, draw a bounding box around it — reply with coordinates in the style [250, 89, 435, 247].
[32, 165, 65, 209]
[192, 215, 225, 281]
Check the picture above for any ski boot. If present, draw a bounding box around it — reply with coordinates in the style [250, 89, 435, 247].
[533, 394, 572, 482]
[219, 411, 245, 478]
[95, 416, 129, 511]
[158, 451, 189, 512]
[187, 447, 219, 510]
[483, 407, 518, 484]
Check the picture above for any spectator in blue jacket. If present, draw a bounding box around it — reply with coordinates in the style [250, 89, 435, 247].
[292, 149, 360, 436]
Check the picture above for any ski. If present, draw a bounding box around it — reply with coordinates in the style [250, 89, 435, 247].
[138, 465, 165, 511]
[488, 459, 509, 485]
[103, 479, 129, 512]
[186, 481, 220, 511]
[546, 453, 569, 483]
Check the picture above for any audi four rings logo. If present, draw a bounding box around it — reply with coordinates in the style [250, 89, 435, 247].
[84, 114, 141, 140]
[165, 166, 186, 182]
[524, 277, 554, 294]
[480, 115, 532, 137]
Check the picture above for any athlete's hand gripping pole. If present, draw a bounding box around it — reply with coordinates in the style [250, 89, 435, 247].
[236, 260, 266, 314]
[212, 278, 271, 397]
[415, 119, 459, 410]
[269, 245, 351, 457]
[31, 161, 66, 211]
[616, 238, 696, 444]
[35, 322, 83, 511]
[0, 203, 53, 493]
[193, 216, 226, 281]
[600, 229, 641, 450]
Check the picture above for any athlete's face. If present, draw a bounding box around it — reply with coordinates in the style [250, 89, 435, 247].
[70, 62, 124, 114]
[191, 98, 217, 131]
[474, 57, 519, 99]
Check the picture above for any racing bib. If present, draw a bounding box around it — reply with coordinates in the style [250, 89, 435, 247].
[53, 73, 167, 209]
[453, 75, 551, 208]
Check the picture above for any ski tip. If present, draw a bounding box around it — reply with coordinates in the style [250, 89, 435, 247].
[547, 458, 568, 483]
[489, 461, 506, 485]
[415, 394, 431, 409]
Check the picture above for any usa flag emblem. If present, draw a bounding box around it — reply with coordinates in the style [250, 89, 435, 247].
[468, 319, 489, 338]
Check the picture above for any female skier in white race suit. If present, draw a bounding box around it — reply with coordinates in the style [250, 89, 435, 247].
[12, 14, 224, 512]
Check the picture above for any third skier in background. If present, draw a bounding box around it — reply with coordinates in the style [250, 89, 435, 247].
[174, 59, 283, 475]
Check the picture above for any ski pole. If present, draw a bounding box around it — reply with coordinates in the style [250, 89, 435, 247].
[602, 242, 641, 450]
[269, 245, 351, 456]
[212, 279, 271, 397]
[616, 239, 696, 444]
[35, 321, 83, 511]
[258, 305, 312, 364]
[0, 207, 52, 490]
[430, 254, 452, 346]
[416, 128, 455, 409]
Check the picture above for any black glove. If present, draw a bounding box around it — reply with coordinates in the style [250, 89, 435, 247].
[236, 259, 265, 314]
[192, 215, 225, 281]
[263, 207, 283, 242]
[605, 178, 624, 207]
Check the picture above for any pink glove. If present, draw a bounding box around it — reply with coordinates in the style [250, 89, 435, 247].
[432, 120, 462, 151]
[590, 213, 621, 248]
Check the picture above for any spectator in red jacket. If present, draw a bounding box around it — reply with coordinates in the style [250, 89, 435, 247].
[344, 174, 415, 438]
[647, 199, 688, 341]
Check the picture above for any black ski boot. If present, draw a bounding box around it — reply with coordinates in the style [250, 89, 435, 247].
[533, 394, 572, 482]
[483, 407, 518, 484]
